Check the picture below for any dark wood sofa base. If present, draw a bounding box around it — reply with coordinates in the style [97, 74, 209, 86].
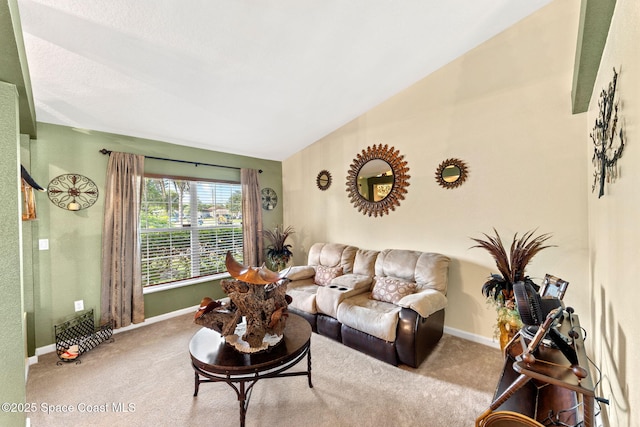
[288, 307, 445, 368]
[341, 325, 398, 365]
[317, 314, 341, 341]
[291, 309, 318, 333]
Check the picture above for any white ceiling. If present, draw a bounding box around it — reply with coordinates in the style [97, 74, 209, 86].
[17, 0, 552, 161]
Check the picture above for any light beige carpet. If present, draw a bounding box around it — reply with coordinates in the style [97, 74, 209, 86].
[26, 313, 502, 426]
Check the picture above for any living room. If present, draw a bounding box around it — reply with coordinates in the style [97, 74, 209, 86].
[1, 0, 638, 426]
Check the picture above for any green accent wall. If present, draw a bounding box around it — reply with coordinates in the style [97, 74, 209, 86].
[0, 81, 27, 427]
[30, 123, 283, 349]
[20, 133, 37, 365]
[571, 0, 617, 113]
[0, 0, 36, 137]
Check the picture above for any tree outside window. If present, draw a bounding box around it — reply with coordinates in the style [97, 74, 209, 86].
[140, 176, 243, 287]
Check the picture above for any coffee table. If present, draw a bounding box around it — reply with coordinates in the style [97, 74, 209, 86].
[189, 313, 312, 426]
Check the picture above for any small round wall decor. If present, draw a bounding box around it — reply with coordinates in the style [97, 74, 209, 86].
[435, 158, 468, 189]
[261, 187, 278, 210]
[47, 174, 99, 211]
[316, 170, 332, 191]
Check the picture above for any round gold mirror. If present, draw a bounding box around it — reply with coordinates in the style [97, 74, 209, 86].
[356, 159, 393, 201]
[316, 170, 332, 191]
[435, 158, 468, 189]
[346, 144, 410, 217]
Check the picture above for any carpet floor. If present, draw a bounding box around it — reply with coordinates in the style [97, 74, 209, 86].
[26, 313, 502, 426]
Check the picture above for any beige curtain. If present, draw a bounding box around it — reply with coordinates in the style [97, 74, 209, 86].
[241, 168, 263, 266]
[100, 152, 145, 328]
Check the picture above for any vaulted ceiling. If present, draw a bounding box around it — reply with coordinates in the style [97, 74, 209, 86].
[16, 0, 554, 160]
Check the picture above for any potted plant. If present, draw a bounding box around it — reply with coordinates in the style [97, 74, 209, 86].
[470, 228, 554, 349]
[263, 225, 295, 271]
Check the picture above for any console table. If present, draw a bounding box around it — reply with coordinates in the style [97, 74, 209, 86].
[189, 313, 312, 427]
[477, 313, 595, 427]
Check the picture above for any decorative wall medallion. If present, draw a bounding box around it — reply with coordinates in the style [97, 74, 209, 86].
[345, 144, 410, 217]
[316, 170, 332, 191]
[47, 174, 99, 211]
[435, 158, 468, 189]
[591, 67, 625, 198]
[261, 187, 278, 210]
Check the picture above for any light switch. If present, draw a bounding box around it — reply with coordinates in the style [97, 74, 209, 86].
[38, 239, 49, 250]
[74, 300, 84, 312]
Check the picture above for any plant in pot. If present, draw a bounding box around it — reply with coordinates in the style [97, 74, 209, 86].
[470, 228, 554, 349]
[263, 225, 295, 271]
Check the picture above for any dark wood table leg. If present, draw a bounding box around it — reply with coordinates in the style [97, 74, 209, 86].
[193, 372, 200, 396]
[307, 347, 313, 388]
[238, 381, 247, 427]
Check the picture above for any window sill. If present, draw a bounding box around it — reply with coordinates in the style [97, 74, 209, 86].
[143, 272, 231, 295]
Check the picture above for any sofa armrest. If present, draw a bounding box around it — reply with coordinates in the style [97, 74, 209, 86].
[285, 266, 316, 281]
[397, 289, 447, 318]
[396, 308, 445, 368]
[316, 274, 372, 318]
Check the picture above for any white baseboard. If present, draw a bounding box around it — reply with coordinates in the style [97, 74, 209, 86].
[31, 304, 200, 365]
[444, 325, 500, 349]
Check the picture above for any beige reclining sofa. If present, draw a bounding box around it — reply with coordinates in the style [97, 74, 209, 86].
[285, 242, 450, 368]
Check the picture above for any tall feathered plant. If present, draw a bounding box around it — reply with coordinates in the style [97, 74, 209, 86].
[470, 229, 554, 303]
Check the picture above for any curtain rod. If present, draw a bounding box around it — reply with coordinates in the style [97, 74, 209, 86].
[99, 149, 262, 173]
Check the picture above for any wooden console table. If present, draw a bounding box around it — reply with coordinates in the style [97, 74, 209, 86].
[189, 313, 312, 427]
[477, 313, 595, 427]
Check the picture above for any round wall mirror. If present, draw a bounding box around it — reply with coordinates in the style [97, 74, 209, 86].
[435, 158, 468, 189]
[442, 165, 461, 182]
[356, 159, 393, 201]
[316, 170, 332, 191]
[346, 144, 410, 217]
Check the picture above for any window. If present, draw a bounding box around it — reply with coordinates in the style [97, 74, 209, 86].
[140, 176, 243, 287]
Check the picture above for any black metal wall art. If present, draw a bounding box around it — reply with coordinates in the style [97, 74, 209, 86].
[47, 174, 99, 211]
[591, 68, 625, 198]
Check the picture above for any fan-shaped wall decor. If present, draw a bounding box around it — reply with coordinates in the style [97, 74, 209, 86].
[345, 144, 410, 217]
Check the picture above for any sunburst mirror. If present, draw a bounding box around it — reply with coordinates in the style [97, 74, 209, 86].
[346, 144, 410, 217]
[316, 170, 332, 191]
[435, 158, 468, 189]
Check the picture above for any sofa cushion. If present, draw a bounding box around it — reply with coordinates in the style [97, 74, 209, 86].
[371, 276, 417, 304]
[336, 293, 402, 342]
[314, 265, 343, 286]
[330, 274, 373, 290]
[375, 249, 450, 294]
[286, 279, 319, 314]
[353, 249, 379, 276]
[307, 243, 358, 274]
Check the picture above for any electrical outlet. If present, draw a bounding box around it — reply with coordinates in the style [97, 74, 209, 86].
[38, 239, 49, 250]
[74, 300, 84, 312]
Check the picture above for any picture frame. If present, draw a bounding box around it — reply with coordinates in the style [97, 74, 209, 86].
[539, 274, 569, 300]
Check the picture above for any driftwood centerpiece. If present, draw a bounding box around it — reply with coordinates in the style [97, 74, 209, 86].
[194, 252, 291, 352]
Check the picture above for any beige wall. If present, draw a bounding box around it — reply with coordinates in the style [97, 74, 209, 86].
[588, 0, 640, 425]
[283, 0, 589, 342]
